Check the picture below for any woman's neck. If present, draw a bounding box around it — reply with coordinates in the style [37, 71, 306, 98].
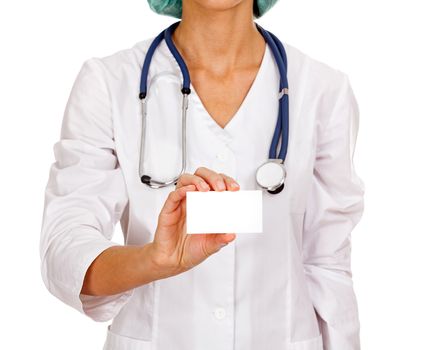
[171, 0, 265, 72]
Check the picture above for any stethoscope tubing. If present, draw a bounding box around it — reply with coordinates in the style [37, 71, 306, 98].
[164, 22, 191, 93]
[255, 23, 289, 161]
[269, 29, 289, 162]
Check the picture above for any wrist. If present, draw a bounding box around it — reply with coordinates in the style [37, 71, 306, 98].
[138, 242, 176, 282]
[145, 241, 183, 280]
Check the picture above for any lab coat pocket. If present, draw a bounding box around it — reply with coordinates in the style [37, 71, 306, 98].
[103, 325, 153, 350]
[288, 333, 323, 350]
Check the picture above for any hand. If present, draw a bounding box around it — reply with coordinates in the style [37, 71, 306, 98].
[149, 167, 240, 278]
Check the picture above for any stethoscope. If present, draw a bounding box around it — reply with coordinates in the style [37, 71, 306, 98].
[138, 20, 289, 194]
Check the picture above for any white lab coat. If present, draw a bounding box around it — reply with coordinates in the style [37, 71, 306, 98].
[40, 33, 365, 350]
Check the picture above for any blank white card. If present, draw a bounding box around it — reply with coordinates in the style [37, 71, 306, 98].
[186, 190, 263, 234]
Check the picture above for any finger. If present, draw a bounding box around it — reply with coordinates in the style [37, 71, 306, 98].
[194, 167, 226, 191]
[219, 173, 240, 191]
[161, 184, 196, 215]
[176, 173, 210, 192]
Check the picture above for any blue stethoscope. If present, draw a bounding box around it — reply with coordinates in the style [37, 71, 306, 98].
[139, 21, 289, 194]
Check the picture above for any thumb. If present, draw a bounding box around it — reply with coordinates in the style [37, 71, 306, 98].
[205, 233, 236, 254]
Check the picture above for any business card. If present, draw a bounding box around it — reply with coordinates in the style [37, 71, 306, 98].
[186, 190, 263, 234]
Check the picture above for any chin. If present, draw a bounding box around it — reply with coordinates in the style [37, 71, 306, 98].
[190, 0, 247, 13]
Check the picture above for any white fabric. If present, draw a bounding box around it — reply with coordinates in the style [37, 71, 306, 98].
[39, 34, 365, 350]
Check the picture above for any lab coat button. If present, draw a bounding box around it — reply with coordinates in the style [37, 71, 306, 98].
[213, 307, 226, 320]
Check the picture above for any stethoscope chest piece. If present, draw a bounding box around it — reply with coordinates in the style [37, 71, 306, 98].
[256, 159, 286, 194]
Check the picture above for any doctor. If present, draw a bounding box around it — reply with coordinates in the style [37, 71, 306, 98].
[39, 0, 365, 349]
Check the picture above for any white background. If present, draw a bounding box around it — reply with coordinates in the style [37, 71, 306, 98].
[1, 0, 427, 348]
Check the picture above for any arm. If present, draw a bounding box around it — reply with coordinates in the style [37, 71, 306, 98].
[302, 74, 365, 349]
[81, 244, 159, 296]
[39, 58, 236, 322]
[40, 57, 139, 322]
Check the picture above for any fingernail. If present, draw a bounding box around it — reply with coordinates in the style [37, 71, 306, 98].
[200, 182, 210, 190]
[217, 180, 226, 191]
[231, 182, 240, 189]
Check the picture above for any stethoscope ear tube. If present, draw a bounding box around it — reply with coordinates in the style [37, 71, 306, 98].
[139, 93, 190, 188]
[138, 22, 191, 188]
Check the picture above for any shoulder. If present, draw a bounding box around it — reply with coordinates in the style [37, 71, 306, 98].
[79, 36, 159, 81]
[273, 39, 358, 138]
[281, 41, 351, 99]
[101, 36, 155, 65]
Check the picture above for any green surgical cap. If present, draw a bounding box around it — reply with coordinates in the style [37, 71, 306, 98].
[147, 0, 279, 19]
